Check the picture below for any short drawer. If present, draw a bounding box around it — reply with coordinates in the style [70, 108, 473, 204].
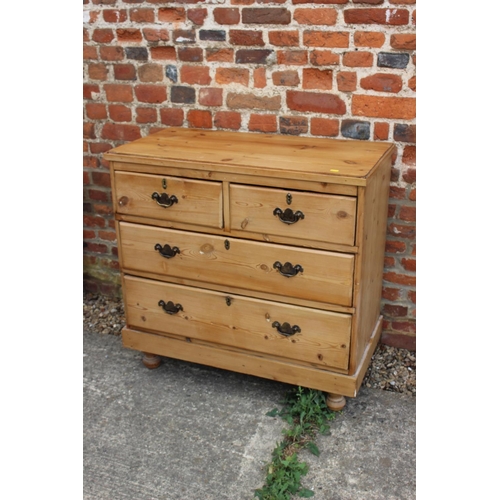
[230, 184, 357, 246]
[124, 276, 352, 371]
[119, 222, 354, 307]
[114, 171, 223, 228]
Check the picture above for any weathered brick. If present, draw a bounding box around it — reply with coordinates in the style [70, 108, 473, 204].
[103, 9, 127, 23]
[101, 123, 141, 141]
[199, 87, 223, 106]
[109, 104, 132, 122]
[142, 28, 169, 42]
[343, 51, 373, 67]
[277, 50, 308, 65]
[178, 47, 203, 62]
[248, 114, 277, 133]
[408, 75, 416, 92]
[84, 84, 100, 100]
[388, 223, 415, 239]
[200, 30, 226, 42]
[150, 46, 176, 60]
[236, 49, 274, 64]
[214, 111, 241, 130]
[138, 63, 163, 82]
[206, 48, 234, 62]
[383, 271, 416, 286]
[382, 287, 402, 301]
[310, 50, 340, 66]
[352, 95, 415, 119]
[292, 0, 348, 3]
[385, 239, 406, 253]
[383, 304, 408, 317]
[287, 91, 346, 114]
[136, 107, 158, 124]
[216, 67, 250, 86]
[158, 7, 186, 22]
[354, 31, 385, 47]
[378, 52, 410, 68]
[279, 116, 308, 135]
[214, 8, 240, 25]
[160, 108, 184, 126]
[230, 30, 264, 46]
[104, 84, 134, 102]
[84, 45, 98, 60]
[272, 70, 300, 87]
[100, 46, 124, 61]
[294, 8, 337, 25]
[254, 68, 267, 88]
[391, 33, 416, 50]
[337, 71, 357, 91]
[341, 120, 370, 140]
[171, 86, 196, 104]
[399, 206, 416, 222]
[187, 109, 213, 129]
[303, 68, 332, 90]
[181, 65, 211, 85]
[116, 28, 142, 42]
[135, 85, 167, 103]
[130, 8, 155, 23]
[187, 8, 207, 25]
[166, 65, 178, 82]
[360, 73, 402, 93]
[125, 47, 148, 60]
[402, 146, 416, 166]
[88, 63, 108, 80]
[92, 29, 114, 43]
[303, 31, 349, 48]
[242, 8, 291, 25]
[374, 122, 389, 140]
[310, 117, 339, 137]
[86, 103, 107, 120]
[344, 8, 410, 25]
[89, 142, 113, 155]
[394, 123, 416, 143]
[173, 29, 196, 43]
[227, 93, 281, 111]
[269, 30, 299, 46]
[113, 64, 136, 81]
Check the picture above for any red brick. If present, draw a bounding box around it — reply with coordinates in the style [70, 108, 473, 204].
[401, 257, 416, 272]
[181, 66, 211, 85]
[214, 111, 241, 130]
[408, 75, 416, 92]
[135, 85, 167, 103]
[89, 142, 113, 154]
[353, 0, 384, 4]
[138, 63, 163, 82]
[409, 188, 416, 201]
[103, 9, 127, 23]
[214, 8, 240, 24]
[343, 51, 373, 67]
[178, 47, 203, 62]
[310, 117, 339, 137]
[216, 68, 249, 86]
[206, 48, 234, 62]
[136, 107, 158, 123]
[142, 28, 169, 42]
[374, 122, 389, 140]
[88, 189, 109, 202]
[91, 171, 111, 188]
[381, 332, 415, 350]
[116, 28, 142, 42]
[113, 64, 136, 80]
[402, 146, 416, 166]
[86, 103, 107, 120]
[109, 104, 132, 122]
[248, 114, 277, 133]
[391, 33, 416, 50]
[86, 243, 108, 254]
[360, 73, 402, 93]
[408, 290, 416, 304]
[383, 271, 415, 286]
[254, 68, 267, 88]
[388, 223, 415, 239]
[294, 8, 337, 25]
[160, 108, 184, 126]
[277, 50, 308, 65]
[84, 84, 100, 100]
[354, 31, 385, 47]
[158, 7, 186, 22]
[337, 71, 357, 92]
[344, 8, 410, 25]
[230, 30, 264, 46]
[389, 0, 415, 4]
[287, 90, 346, 115]
[130, 8, 155, 23]
[382, 287, 401, 301]
[280, 116, 308, 135]
[98, 231, 117, 242]
[303, 31, 349, 48]
[84, 214, 106, 228]
[272, 70, 300, 87]
[187, 109, 213, 129]
[309, 50, 340, 66]
[227, 93, 281, 111]
[83, 45, 98, 60]
[182, 8, 203, 25]
[292, 0, 347, 3]
[92, 29, 114, 43]
[101, 123, 141, 141]
[383, 304, 408, 317]
[352, 95, 415, 119]
[242, 8, 291, 24]
[100, 46, 124, 61]
[199, 88, 223, 106]
[303, 68, 332, 90]
[150, 46, 176, 60]
[88, 63, 108, 80]
[104, 84, 134, 102]
[269, 30, 299, 46]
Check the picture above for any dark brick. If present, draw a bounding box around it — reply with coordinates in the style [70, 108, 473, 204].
[173, 29, 196, 44]
[377, 52, 410, 69]
[341, 120, 371, 140]
[242, 8, 291, 25]
[125, 47, 148, 60]
[394, 124, 416, 143]
[166, 65, 178, 83]
[279, 116, 308, 135]
[236, 49, 273, 64]
[199, 30, 226, 42]
[171, 85, 195, 104]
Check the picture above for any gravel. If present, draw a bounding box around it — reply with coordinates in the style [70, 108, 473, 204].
[83, 291, 415, 397]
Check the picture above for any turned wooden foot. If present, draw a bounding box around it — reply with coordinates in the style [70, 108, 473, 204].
[142, 352, 162, 369]
[326, 393, 346, 411]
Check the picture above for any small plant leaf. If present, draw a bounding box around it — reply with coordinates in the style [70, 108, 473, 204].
[266, 408, 279, 417]
[298, 488, 315, 497]
[306, 441, 320, 456]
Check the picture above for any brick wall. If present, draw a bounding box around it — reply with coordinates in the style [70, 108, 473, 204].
[83, 0, 416, 350]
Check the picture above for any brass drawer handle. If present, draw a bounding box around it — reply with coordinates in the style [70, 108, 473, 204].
[152, 192, 178, 208]
[272, 321, 301, 337]
[158, 300, 183, 315]
[154, 243, 180, 259]
[273, 207, 304, 225]
[273, 261, 303, 277]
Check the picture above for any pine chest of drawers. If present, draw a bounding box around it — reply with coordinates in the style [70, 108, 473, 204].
[104, 128, 394, 410]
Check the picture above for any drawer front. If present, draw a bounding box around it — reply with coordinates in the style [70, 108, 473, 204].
[230, 184, 357, 246]
[120, 223, 355, 307]
[124, 276, 352, 370]
[114, 171, 223, 228]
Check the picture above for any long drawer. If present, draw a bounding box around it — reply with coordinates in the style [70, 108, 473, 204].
[119, 222, 355, 307]
[123, 275, 352, 370]
[114, 171, 223, 228]
[230, 184, 357, 246]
